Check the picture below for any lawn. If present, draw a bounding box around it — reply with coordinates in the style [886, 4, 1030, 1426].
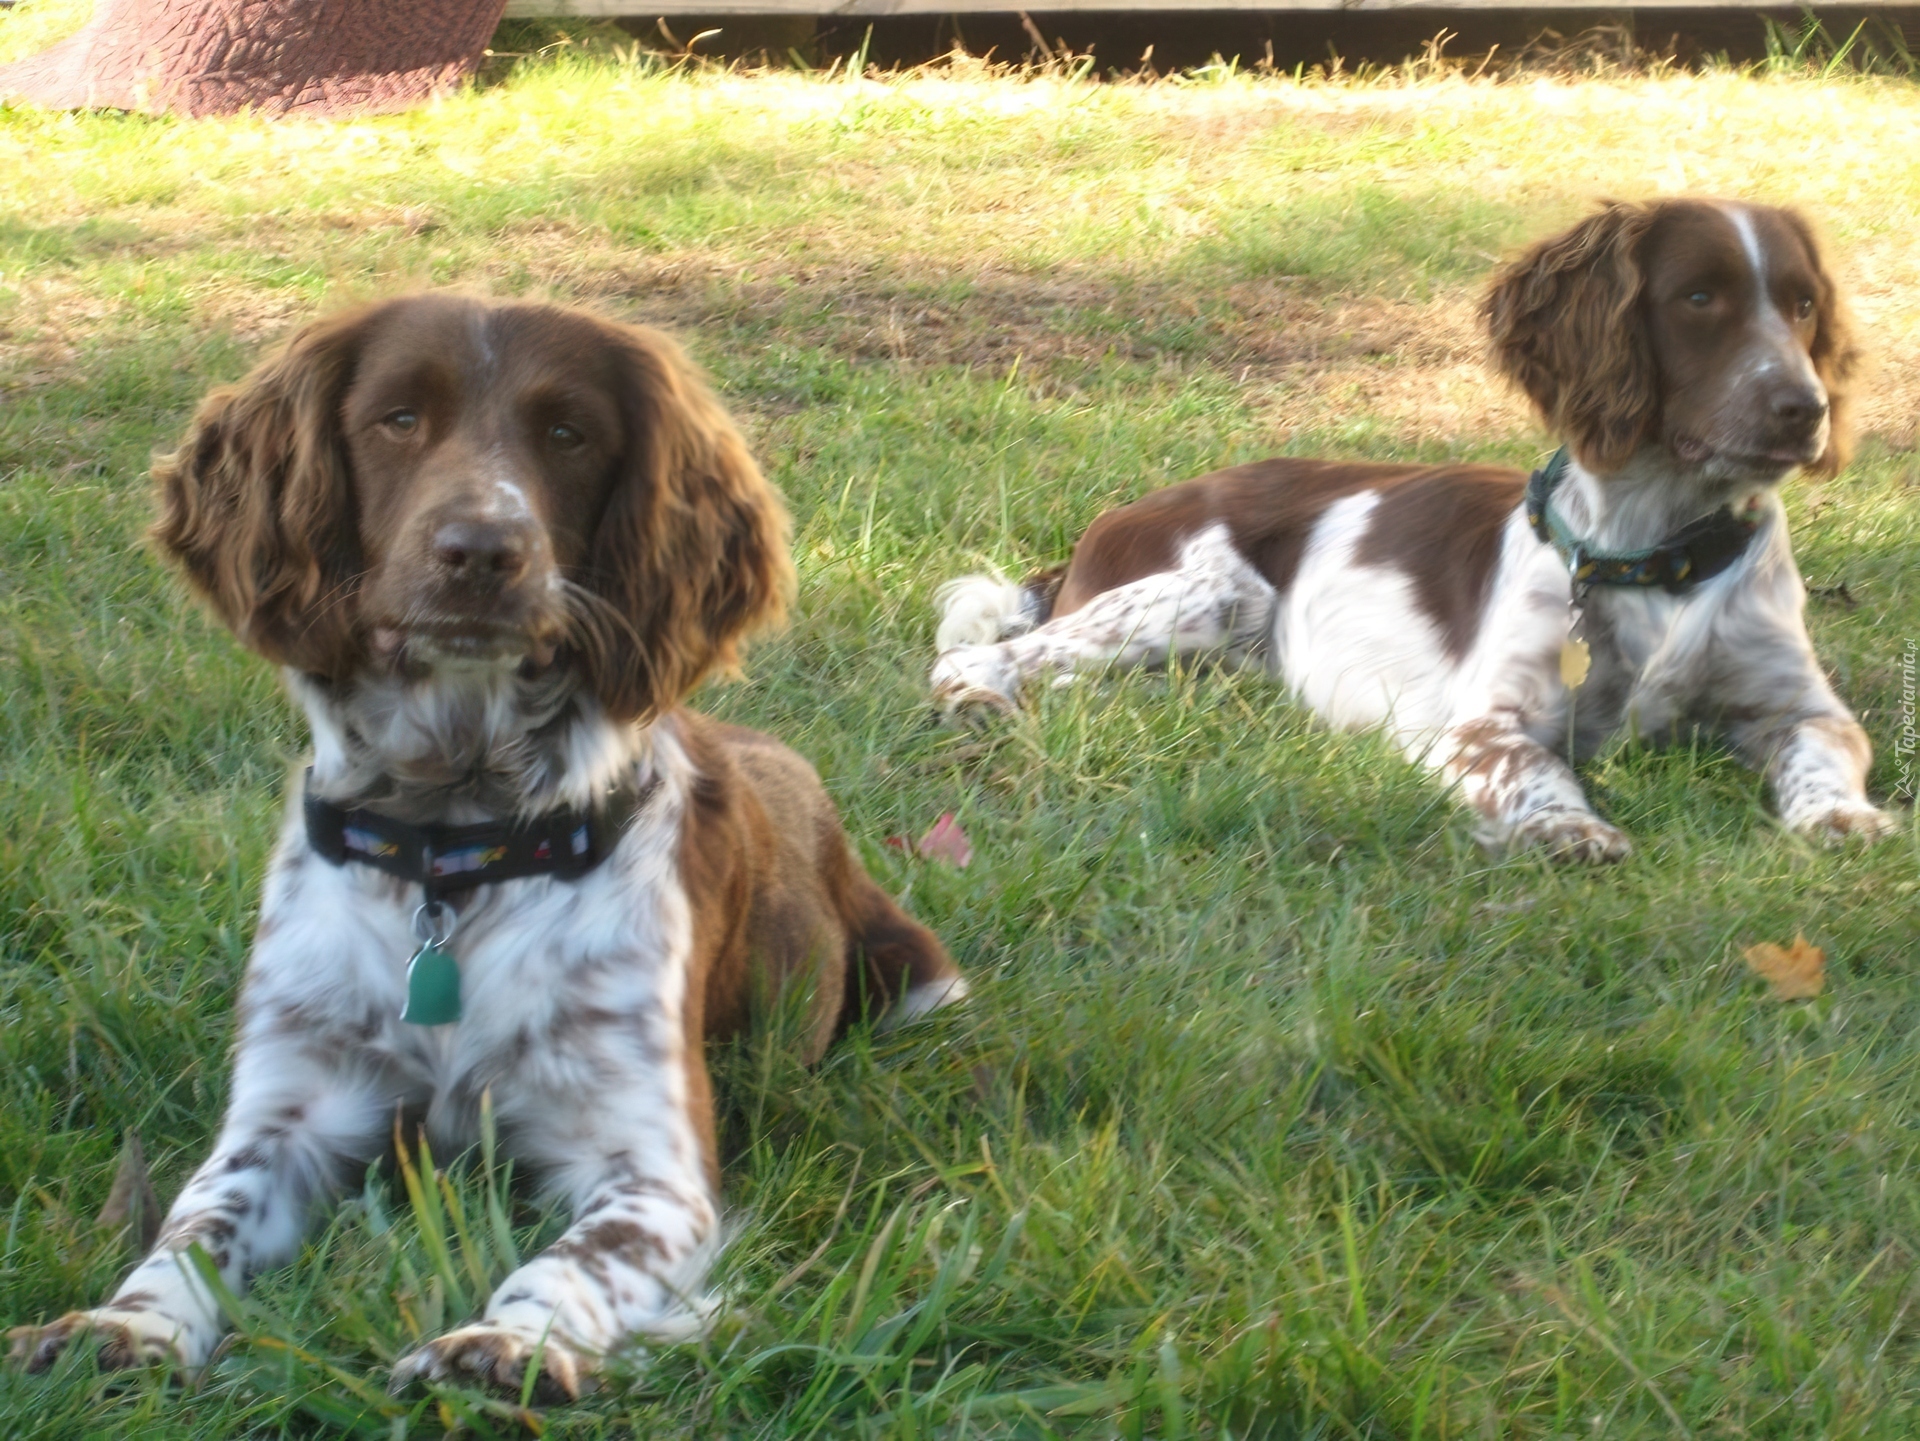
[3, 8, 1920, 1436]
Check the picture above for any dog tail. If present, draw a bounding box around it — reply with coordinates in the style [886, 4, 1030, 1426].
[843, 872, 969, 1033]
[933, 564, 1068, 652]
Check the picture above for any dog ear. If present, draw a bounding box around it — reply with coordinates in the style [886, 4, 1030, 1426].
[584, 323, 792, 724]
[1776, 207, 1859, 479]
[1484, 201, 1660, 473]
[150, 308, 370, 678]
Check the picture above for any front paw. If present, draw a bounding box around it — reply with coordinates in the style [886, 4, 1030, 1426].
[930, 647, 1019, 716]
[8, 1307, 188, 1373]
[1790, 799, 1899, 843]
[392, 1321, 596, 1402]
[1510, 809, 1633, 864]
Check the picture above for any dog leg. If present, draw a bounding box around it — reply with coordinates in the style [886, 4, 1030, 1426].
[1735, 711, 1897, 842]
[1713, 610, 1896, 842]
[931, 525, 1276, 711]
[392, 1066, 719, 1399]
[1439, 712, 1632, 862]
[9, 1049, 389, 1373]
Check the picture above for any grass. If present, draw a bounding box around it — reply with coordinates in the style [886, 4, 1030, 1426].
[4, 6, 1920, 1435]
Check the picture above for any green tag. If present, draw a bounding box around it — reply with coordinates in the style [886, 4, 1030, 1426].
[401, 941, 462, 1026]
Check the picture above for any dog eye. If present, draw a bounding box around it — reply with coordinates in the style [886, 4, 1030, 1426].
[1686, 290, 1713, 308]
[382, 409, 419, 434]
[547, 423, 585, 450]
[1795, 295, 1816, 319]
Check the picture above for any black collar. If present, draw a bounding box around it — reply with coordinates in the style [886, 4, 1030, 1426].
[1525, 447, 1765, 594]
[304, 769, 656, 899]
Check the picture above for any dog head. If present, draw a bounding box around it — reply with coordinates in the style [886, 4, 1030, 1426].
[151, 293, 791, 724]
[1484, 198, 1857, 483]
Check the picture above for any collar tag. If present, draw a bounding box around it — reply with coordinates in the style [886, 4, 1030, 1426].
[1561, 562, 1592, 692]
[1559, 635, 1592, 690]
[402, 942, 462, 1026]
[400, 901, 461, 1026]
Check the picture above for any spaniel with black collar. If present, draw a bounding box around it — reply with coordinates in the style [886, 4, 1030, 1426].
[932, 199, 1896, 859]
[10, 295, 965, 1396]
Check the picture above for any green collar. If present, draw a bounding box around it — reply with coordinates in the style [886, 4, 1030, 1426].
[1524, 448, 1765, 594]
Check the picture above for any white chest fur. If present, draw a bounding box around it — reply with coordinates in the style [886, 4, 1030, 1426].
[239, 720, 697, 1152]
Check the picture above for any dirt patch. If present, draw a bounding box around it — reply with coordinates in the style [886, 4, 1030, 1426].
[5, 225, 1915, 456]
[567, 250, 1480, 369]
[570, 253, 1915, 451]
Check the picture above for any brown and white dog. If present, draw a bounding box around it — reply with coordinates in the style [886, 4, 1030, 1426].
[8, 294, 964, 1395]
[931, 199, 1896, 860]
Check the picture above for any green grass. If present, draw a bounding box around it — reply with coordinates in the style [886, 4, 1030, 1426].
[4, 9, 1920, 1435]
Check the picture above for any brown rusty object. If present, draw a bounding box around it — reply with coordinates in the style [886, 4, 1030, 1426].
[0, 0, 509, 119]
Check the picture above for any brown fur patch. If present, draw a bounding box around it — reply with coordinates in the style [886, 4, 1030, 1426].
[586, 327, 793, 723]
[149, 306, 372, 677]
[1052, 458, 1423, 618]
[1354, 465, 1528, 657]
[1483, 201, 1659, 472]
[672, 711, 962, 1188]
[551, 1218, 670, 1271]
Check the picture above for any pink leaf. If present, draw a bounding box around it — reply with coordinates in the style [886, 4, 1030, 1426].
[914, 813, 972, 869]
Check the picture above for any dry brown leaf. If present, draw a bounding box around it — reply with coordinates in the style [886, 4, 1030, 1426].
[94, 1131, 161, 1255]
[1743, 933, 1827, 1001]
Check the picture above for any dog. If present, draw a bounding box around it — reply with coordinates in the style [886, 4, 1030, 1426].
[930, 199, 1896, 860]
[8, 294, 966, 1396]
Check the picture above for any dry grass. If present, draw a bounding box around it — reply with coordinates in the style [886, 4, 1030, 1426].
[4, 43, 1919, 451]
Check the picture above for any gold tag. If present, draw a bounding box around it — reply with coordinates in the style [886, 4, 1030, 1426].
[1559, 636, 1591, 689]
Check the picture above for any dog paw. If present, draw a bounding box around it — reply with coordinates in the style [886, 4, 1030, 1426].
[929, 647, 1019, 716]
[8, 1308, 186, 1373]
[392, 1322, 597, 1402]
[1512, 810, 1633, 864]
[1790, 799, 1899, 843]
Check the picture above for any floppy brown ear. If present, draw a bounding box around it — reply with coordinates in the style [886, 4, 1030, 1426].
[585, 323, 793, 723]
[150, 308, 370, 677]
[1777, 207, 1860, 479]
[1483, 201, 1660, 473]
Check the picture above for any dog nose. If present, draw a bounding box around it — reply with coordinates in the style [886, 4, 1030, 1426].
[1769, 385, 1828, 429]
[431, 518, 532, 581]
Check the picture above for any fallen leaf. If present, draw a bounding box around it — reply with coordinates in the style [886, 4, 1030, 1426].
[914, 813, 972, 868]
[1743, 933, 1826, 1000]
[94, 1131, 161, 1255]
[885, 813, 973, 868]
[916, 814, 971, 866]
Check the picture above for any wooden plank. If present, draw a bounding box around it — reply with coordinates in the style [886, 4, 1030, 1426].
[510, 0, 1909, 12]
